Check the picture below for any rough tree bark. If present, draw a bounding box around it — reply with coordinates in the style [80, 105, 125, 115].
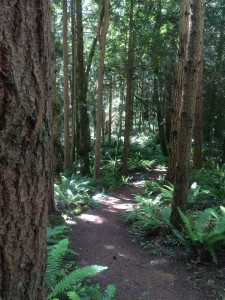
[0, 1, 52, 299]
[193, 49, 204, 169]
[166, 0, 190, 183]
[170, 0, 205, 228]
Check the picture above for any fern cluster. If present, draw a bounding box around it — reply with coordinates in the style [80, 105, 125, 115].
[173, 207, 225, 263]
[54, 174, 97, 213]
[124, 182, 172, 239]
[46, 225, 116, 300]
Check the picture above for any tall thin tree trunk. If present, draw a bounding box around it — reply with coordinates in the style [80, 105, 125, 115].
[94, 0, 110, 179]
[71, 0, 77, 165]
[108, 77, 113, 146]
[170, 0, 205, 228]
[52, 8, 63, 178]
[166, 0, 190, 183]
[193, 49, 204, 169]
[0, 1, 52, 298]
[63, 0, 71, 169]
[76, 0, 91, 175]
[122, 0, 134, 175]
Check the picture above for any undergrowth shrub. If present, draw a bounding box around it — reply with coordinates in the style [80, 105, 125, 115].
[124, 182, 172, 239]
[125, 175, 225, 264]
[189, 165, 225, 209]
[173, 207, 225, 264]
[46, 226, 116, 300]
[54, 174, 96, 213]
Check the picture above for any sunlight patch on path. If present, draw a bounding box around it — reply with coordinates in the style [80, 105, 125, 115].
[78, 214, 106, 224]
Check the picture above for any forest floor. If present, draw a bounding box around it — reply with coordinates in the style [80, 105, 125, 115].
[69, 170, 224, 300]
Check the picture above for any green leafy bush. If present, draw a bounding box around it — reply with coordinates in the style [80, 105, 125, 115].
[173, 207, 225, 263]
[190, 165, 225, 209]
[54, 174, 96, 212]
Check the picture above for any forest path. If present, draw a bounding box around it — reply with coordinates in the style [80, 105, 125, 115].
[69, 170, 205, 300]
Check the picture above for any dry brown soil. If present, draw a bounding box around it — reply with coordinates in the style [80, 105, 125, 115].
[69, 171, 210, 300]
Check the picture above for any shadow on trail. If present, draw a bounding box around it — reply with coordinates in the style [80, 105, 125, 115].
[69, 170, 205, 300]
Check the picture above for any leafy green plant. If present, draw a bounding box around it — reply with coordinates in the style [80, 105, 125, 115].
[54, 174, 96, 212]
[190, 165, 225, 209]
[46, 238, 110, 300]
[129, 205, 171, 236]
[47, 225, 68, 244]
[82, 284, 116, 300]
[173, 206, 225, 263]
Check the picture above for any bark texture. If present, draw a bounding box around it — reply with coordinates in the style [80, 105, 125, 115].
[170, 0, 205, 228]
[166, 0, 190, 182]
[193, 50, 204, 168]
[0, 1, 52, 299]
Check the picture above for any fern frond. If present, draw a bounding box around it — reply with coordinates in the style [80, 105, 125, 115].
[105, 284, 116, 299]
[48, 265, 108, 299]
[195, 208, 214, 233]
[178, 209, 196, 243]
[67, 291, 81, 300]
[46, 238, 69, 288]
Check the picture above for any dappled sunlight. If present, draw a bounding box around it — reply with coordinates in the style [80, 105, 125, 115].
[152, 168, 167, 172]
[104, 244, 115, 250]
[92, 193, 106, 202]
[78, 213, 106, 224]
[102, 195, 134, 211]
[113, 203, 134, 210]
[150, 258, 169, 266]
[132, 180, 146, 187]
[65, 219, 77, 225]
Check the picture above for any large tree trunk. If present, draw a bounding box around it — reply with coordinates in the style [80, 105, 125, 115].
[0, 1, 52, 299]
[170, 0, 205, 228]
[122, 0, 134, 175]
[94, 0, 109, 179]
[166, 0, 190, 183]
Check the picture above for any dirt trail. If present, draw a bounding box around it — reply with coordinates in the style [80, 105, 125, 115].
[69, 171, 206, 300]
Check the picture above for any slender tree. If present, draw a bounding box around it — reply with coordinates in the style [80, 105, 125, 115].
[0, 1, 52, 298]
[76, 0, 91, 175]
[122, 0, 134, 175]
[71, 0, 77, 164]
[170, 0, 206, 228]
[94, 0, 110, 179]
[63, 0, 71, 169]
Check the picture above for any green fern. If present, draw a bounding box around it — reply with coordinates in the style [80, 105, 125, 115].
[177, 207, 225, 263]
[48, 265, 108, 299]
[67, 291, 82, 300]
[46, 238, 69, 288]
[46, 237, 109, 299]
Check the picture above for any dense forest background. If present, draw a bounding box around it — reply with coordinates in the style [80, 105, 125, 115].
[51, 0, 225, 221]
